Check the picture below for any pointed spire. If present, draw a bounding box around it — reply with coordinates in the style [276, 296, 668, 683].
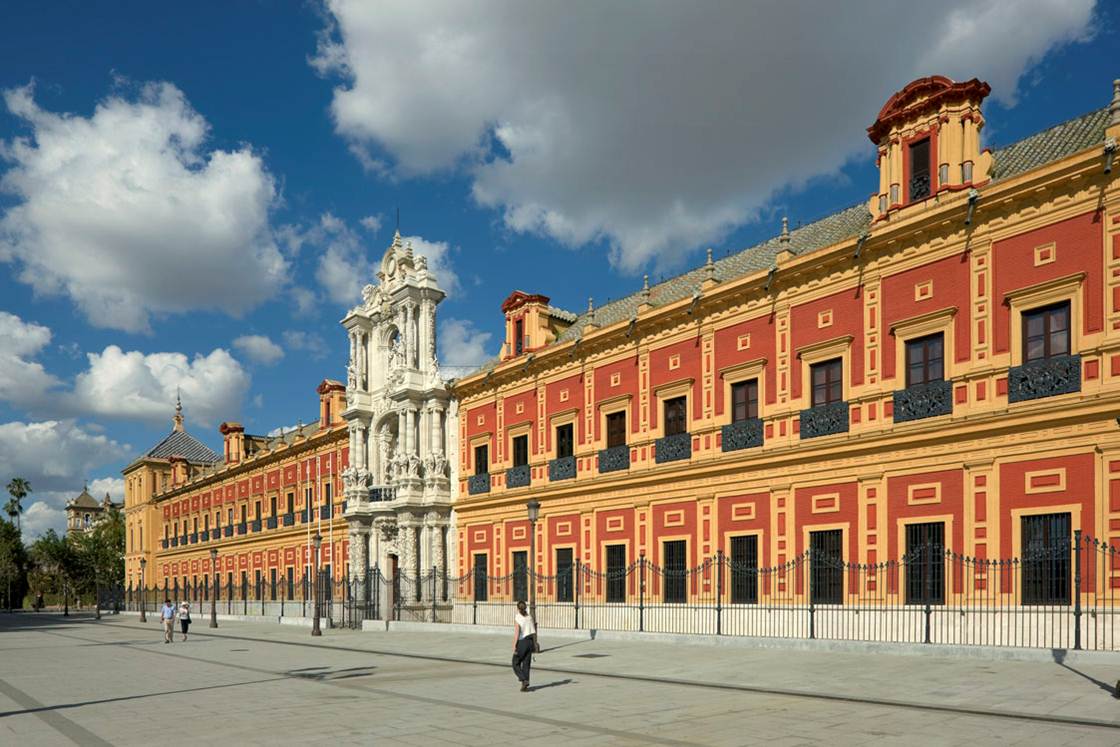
[640, 274, 651, 305]
[779, 216, 790, 244]
[1111, 79, 1120, 127]
[392, 230, 403, 249]
[173, 388, 185, 432]
[705, 247, 715, 279]
[405, 240, 414, 258]
[587, 296, 594, 314]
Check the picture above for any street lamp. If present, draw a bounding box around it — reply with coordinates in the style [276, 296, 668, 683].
[139, 557, 147, 623]
[311, 532, 322, 637]
[526, 500, 540, 651]
[209, 548, 218, 629]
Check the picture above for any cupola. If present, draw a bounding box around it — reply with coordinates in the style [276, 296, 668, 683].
[868, 76, 991, 220]
[499, 291, 576, 360]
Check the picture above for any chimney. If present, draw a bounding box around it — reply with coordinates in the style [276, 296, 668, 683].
[317, 379, 346, 426]
[169, 456, 188, 486]
[219, 422, 245, 464]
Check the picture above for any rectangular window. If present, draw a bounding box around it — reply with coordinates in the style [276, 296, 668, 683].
[731, 379, 759, 422]
[473, 554, 488, 602]
[254, 570, 262, 599]
[730, 535, 759, 604]
[203, 514, 209, 531]
[556, 423, 574, 459]
[270, 569, 277, 601]
[909, 137, 931, 201]
[287, 568, 294, 599]
[286, 493, 294, 514]
[325, 482, 332, 503]
[228, 508, 234, 526]
[515, 318, 524, 355]
[474, 444, 489, 475]
[809, 530, 843, 604]
[1023, 301, 1071, 363]
[810, 359, 843, 407]
[512, 550, 528, 602]
[555, 548, 574, 602]
[606, 544, 626, 603]
[512, 434, 529, 467]
[270, 496, 277, 516]
[664, 396, 687, 436]
[906, 333, 944, 387]
[1022, 512, 1071, 605]
[606, 411, 627, 448]
[254, 500, 261, 519]
[239, 506, 246, 524]
[905, 522, 945, 605]
[663, 540, 687, 603]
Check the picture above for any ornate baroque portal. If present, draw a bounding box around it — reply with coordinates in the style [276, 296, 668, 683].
[342, 232, 456, 612]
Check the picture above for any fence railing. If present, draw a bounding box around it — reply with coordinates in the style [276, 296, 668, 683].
[105, 533, 1120, 651]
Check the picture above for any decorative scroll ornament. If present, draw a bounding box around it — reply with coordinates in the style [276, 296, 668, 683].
[1007, 355, 1081, 403]
[799, 401, 849, 439]
[655, 432, 692, 464]
[721, 418, 764, 452]
[892, 379, 953, 422]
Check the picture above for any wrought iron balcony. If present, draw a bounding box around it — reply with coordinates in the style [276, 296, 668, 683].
[655, 432, 692, 464]
[250, 519, 261, 532]
[893, 378, 953, 423]
[370, 485, 396, 502]
[189, 532, 198, 544]
[222, 525, 233, 537]
[468, 473, 490, 495]
[799, 401, 849, 439]
[909, 172, 930, 201]
[319, 504, 332, 520]
[549, 455, 576, 481]
[180, 534, 188, 545]
[282, 512, 295, 526]
[266, 516, 277, 530]
[506, 464, 531, 488]
[721, 418, 764, 452]
[1008, 354, 1081, 403]
[162, 538, 169, 549]
[170, 536, 178, 547]
[599, 444, 630, 473]
[237, 522, 247, 535]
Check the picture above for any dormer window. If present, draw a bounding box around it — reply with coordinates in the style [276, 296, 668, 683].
[515, 318, 524, 355]
[908, 138, 931, 202]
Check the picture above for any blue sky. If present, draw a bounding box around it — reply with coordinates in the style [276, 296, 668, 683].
[0, 0, 1115, 536]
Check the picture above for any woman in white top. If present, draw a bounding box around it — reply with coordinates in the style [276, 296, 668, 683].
[512, 600, 536, 692]
[178, 601, 191, 641]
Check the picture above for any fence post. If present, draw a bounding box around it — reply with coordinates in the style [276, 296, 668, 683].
[431, 566, 437, 623]
[716, 551, 723, 636]
[807, 551, 815, 640]
[639, 553, 646, 633]
[574, 562, 580, 630]
[1074, 529, 1082, 651]
[924, 544, 932, 644]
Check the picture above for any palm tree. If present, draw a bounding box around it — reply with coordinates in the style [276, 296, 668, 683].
[5, 478, 30, 533]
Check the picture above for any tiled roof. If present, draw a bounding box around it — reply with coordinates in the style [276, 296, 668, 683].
[145, 429, 220, 463]
[455, 105, 1112, 381]
[68, 488, 100, 508]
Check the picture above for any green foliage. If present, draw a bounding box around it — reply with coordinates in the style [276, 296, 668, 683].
[5, 478, 30, 533]
[72, 508, 125, 593]
[29, 529, 79, 598]
[0, 519, 29, 609]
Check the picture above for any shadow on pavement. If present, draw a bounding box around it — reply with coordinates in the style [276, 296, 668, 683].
[529, 679, 573, 692]
[1051, 649, 1116, 697]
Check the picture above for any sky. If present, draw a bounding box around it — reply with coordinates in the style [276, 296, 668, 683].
[0, 0, 1116, 538]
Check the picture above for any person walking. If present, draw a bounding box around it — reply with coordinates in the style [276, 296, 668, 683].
[178, 600, 192, 641]
[511, 600, 536, 692]
[161, 599, 175, 643]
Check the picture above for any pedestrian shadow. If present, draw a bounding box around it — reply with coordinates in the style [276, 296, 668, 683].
[541, 638, 592, 654]
[529, 678, 573, 692]
[1051, 649, 1117, 697]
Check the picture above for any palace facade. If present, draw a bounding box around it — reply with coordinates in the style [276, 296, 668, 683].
[449, 76, 1120, 610]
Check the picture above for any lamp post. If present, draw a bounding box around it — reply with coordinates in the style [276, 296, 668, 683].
[209, 548, 218, 629]
[139, 558, 147, 623]
[311, 532, 322, 637]
[526, 500, 540, 650]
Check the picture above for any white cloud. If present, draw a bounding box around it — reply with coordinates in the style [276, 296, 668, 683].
[0, 419, 130, 538]
[283, 329, 330, 360]
[438, 318, 494, 377]
[68, 346, 250, 428]
[233, 334, 284, 365]
[360, 214, 382, 234]
[0, 81, 288, 332]
[0, 311, 60, 403]
[402, 235, 460, 296]
[314, 0, 1096, 272]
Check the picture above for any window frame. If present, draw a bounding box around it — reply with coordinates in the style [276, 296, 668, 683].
[474, 444, 489, 476]
[606, 411, 627, 449]
[904, 521, 945, 605]
[662, 540, 688, 604]
[555, 547, 574, 603]
[605, 544, 627, 603]
[729, 534, 759, 604]
[1021, 512, 1071, 606]
[511, 434, 529, 468]
[908, 136, 932, 202]
[1022, 300, 1071, 363]
[730, 379, 759, 422]
[663, 395, 688, 436]
[810, 358, 844, 408]
[904, 333, 945, 387]
[555, 422, 574, 459]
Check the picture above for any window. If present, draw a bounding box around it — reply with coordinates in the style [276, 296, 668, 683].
[514, 318, 524, 355]
[731, 380, 759, 422]
[203, 514, 209, 531]
[286, 493, 294, 514]
[270, 569, 277, 600]
[227, 508, 233, 526]
[473, 554, 488, 602]
[1023, 301, 1070, 363]
[909, 137, 931, 201]
[240, 506, 247, 524]
[254, 500, 261, 519]
[512, 551, 528, 602]
[255, 570, 262, 599]
[606, 411, 627, 448]
[555, 548, 574, 602]
[663, 540, 687, 603]
[215, 512, 221, 528]
[810, 359, 843, 407]
[905, 334, 944, 387]
[193, 517, 198, 533]
[287, 568, 294, 599]
[270, 496, 277, 516]
[905, 522, 944, 605]
[474, 444, 489, 475]
[512, 435, 529, 467]
[606, 544, 627, 603]
[730, 535, 758, 604]
[664, 396, 687, 436]
[1022, 513, 1071, 605]
[556, 423, 574, 459]
[809, 530, 843, 604]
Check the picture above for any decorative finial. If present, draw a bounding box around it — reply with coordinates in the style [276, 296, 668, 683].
[640, 274, 651, 305]
[587, 296, 594, 314]
[405, 240, 414, 258]
[392, 230, 403, 248]
[1110, 79, 1120, 126]
[705, 248, 715, 280]
[779, 216, 790, 244]
[172, 388, 185, 432]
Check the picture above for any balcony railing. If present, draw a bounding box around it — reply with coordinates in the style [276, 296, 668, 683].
[506, 464, 531, 488]
[599, 444, 630, 474]
[1008, 354, 1081, 403]
[180, 534, 188, 546]
[909, 172, 930, 201]
[250, 519, 261, 532]
[222, 525, 233, 538]
[468, 473, 490, 495]
[266, 516, 277, 530]
[320, 504, 332, 520]
[282, 512, 295, 526]
[200, 530, 209, 542]
[722, 418, 764, 452]
[161, 538, 169, 549]
[549, 455, 576, 481]
[799, 401, 849, 439]
[189, 532, 198, 544]
[893, 378, 953, 423]
[236, 522, 247, 535]
[370, 486, 396, 502]
[655, 432, 692, 464]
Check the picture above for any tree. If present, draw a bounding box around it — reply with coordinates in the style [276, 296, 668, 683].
[73, 508, 125, 615]
[0, 520, 29, 611]
[5, 478, 30, 533]
[30, 530, 78, 614]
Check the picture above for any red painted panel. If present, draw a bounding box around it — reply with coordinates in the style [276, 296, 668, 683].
[502, 388, 538, 454]
[547, 513, 581, 572]
[238, 480, 249, 498]
[465, 402, 498, 465]
[790, 287, 864, 399]
[505, 519, 531, 549]
[544, 373, 584, 450]
[881, 253, 972, 380]
[999, 454, 1095, 551]
[593, 355, 640, 439]
[992, 211, 1103, 353]
[649, 337, 704, 427]
[792, 482, 859, 561]
[251, 475, 263, 495]
[885, 469, 965, 559]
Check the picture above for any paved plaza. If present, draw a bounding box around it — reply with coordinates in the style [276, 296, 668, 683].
[2, 614, 1120, 745]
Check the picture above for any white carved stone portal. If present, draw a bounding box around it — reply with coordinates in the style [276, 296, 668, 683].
[342, 232, 456, 609]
